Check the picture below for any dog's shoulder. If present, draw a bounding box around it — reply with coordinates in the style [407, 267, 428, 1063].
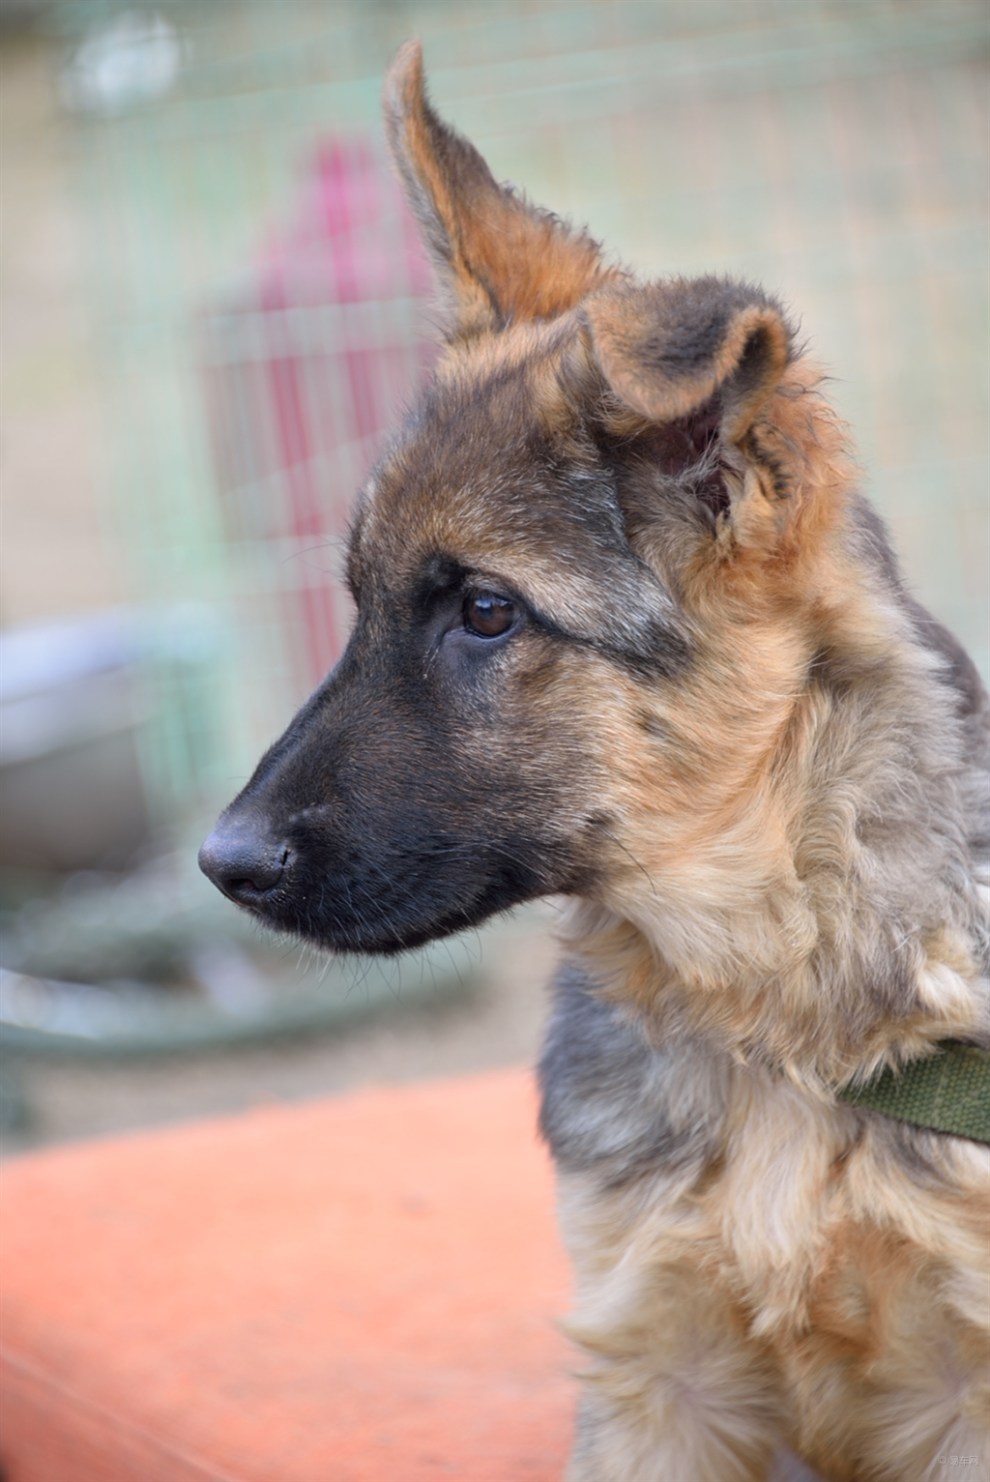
[538, 961, 729, 1183]
[850, 493, 989, 744]
[908, 594, 990, 769]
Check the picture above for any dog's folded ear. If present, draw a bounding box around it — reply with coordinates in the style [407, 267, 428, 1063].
[385, 41, 610, 338]
[581, 278, 826, 555]
[585, 278, 792, 441]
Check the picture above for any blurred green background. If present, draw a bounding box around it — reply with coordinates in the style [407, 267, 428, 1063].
[2, 0, 987, 1148]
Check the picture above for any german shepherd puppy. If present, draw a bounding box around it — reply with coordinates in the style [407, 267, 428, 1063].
[200, 42, 990, 1481]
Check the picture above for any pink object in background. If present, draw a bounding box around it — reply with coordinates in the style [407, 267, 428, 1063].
[202, 137, 435, 695]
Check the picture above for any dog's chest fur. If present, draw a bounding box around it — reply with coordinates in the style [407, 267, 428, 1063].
[541, 968, 990, 1477]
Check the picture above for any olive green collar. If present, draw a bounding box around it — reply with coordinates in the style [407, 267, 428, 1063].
[837, 1041, 990, 1144]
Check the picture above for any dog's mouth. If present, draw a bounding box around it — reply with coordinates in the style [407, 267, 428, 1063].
[237, 882, 493, 957]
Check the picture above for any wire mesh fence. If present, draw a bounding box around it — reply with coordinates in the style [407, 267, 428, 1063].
[51, 0, 989, 843]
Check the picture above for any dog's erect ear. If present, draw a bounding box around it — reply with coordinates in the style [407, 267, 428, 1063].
[584, 278, 809, 550]
[385, 41, 610, 338]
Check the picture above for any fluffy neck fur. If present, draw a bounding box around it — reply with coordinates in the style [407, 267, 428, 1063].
[567, 579, 990, 1091]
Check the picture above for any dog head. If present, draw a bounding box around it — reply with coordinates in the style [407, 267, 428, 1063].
[199, 44, 903, 978]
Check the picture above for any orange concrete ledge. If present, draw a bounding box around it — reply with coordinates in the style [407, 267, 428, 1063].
[0, 1069, 574, 1481]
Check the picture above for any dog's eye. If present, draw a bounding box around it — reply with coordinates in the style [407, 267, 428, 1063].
[463, 591, 516, 639]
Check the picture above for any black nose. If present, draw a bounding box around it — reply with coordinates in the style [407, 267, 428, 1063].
[198, 817, 289, 906]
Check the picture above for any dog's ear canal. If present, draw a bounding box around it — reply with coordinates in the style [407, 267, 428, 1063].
[584, 279, 802, 546]
[384, 41, 610, 338]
